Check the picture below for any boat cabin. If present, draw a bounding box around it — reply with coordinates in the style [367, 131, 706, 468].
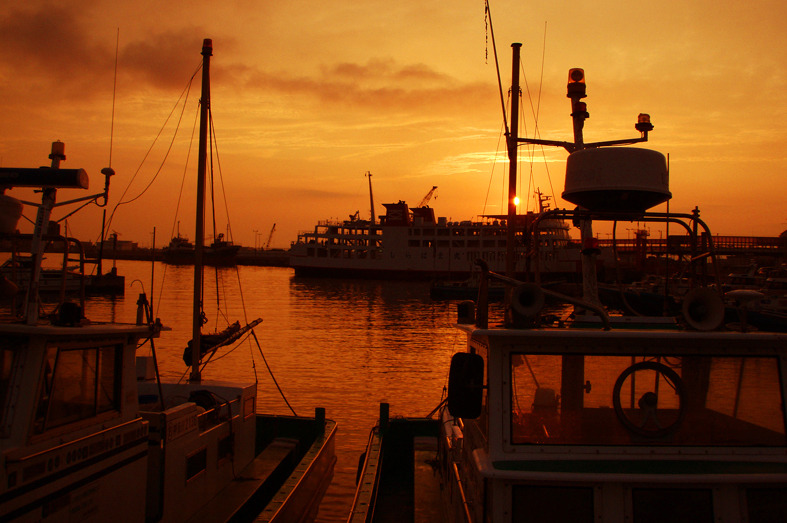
[445, 322, 787, 522]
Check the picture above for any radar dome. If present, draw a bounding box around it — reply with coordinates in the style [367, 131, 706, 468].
[562, 147, 670, 214]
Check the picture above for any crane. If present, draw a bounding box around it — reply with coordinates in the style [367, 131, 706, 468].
[417, 186, 438, 207]
[264, 223, 276, 250]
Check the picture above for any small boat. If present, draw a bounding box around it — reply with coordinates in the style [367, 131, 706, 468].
[1, 39, 336, 523]
[351, 42, 787, 522]
[162, 233, 240, 266]
[349, 404, 441, 523]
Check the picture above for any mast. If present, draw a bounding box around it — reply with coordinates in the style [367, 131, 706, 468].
[366, 171, 376, 224]
[191, 38, 212, 383]
[24, 142, 66, 324]
[505, 43, 522, 279]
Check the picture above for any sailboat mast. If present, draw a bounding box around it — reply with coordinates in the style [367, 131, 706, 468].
[191, 38, 212, 383]
[505, 43, 522, 279]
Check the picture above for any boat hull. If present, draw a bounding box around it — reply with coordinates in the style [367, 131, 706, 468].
[1, 419, 149, 522]
[350, 408, 441, 523]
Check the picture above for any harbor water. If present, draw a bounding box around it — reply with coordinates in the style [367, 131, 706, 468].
[85, 259, 469, 522]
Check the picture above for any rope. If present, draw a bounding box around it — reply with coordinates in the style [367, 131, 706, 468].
[251, 329, 298, 416]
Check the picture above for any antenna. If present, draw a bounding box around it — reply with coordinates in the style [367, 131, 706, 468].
[98, 29, 120, 276]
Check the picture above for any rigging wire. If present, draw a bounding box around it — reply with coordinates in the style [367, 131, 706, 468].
[111, 56, 288, 410]
[483, 4, 558, 217]
[485, 0, 509, 136]
[101, 60, 202, 241]
[155, 101, 200, 317]
[108, 28, 119, 171]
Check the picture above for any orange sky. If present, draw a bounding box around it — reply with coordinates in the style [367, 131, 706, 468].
[1, 1, 785, 249]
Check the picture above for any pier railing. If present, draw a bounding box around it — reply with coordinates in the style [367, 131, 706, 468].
[596, 235, 785, 256]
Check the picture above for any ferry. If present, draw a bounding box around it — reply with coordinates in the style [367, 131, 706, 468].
[350, 43, 787, 523]
[290, 191, 585, 281]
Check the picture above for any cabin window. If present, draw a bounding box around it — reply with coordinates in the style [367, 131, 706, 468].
[0, 344, 17, 423]
[512, 485, 594, 523]
[34, 343, 122, 433]
[747, 487, 787, 523]
[218, 434, 234, 462]
[510, 353, 785, 446]
[186, 447, 207, 481]
[632, 488, 713, 523]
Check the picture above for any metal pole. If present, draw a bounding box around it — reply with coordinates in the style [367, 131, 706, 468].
[505, 43, 522, 279]
[191, 38, 212, 383]
[25, 142, 65, 324]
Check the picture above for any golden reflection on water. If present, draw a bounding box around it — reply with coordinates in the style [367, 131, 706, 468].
[85, 260, 467, 522]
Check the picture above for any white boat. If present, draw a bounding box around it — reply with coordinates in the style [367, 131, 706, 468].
[351, 43, 787, 523]
[290, 190, 585, 281]
[1, 39, 336, 523]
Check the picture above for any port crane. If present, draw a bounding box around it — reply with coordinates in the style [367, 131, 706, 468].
[264, 223, 276, 250]
[417, 186, 438, 207]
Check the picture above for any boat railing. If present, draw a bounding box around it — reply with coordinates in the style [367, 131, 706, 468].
[195, 395, 239, 431]
[2, 232, 88, 317]
[471, 259, 610, 330]
[529, 207, 723, 289]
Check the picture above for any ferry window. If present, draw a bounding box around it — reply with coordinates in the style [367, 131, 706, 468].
[35, 343, 122, 433]
[510, 353, 785, 446]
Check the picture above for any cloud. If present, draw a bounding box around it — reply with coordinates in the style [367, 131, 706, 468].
[0, 2, 221, 102]
[242, 58, 490, 114]
[0, 3, 112, 97]
[119, 32, 220, 91]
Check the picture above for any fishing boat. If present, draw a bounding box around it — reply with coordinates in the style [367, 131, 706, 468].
[1, 39, 336, 523]
[162, 232, 240, 266]
[290, 182, 586, 281]
[351, 43, 787, 523]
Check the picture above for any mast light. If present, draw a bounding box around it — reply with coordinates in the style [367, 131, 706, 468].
[635, 113, 654, 133]
[572, 101, 590, 119]
[567, 68, 586, 99]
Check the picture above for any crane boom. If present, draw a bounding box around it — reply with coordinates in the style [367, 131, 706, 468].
[417, 186, 438, 207]
[265, 223, 276, 249]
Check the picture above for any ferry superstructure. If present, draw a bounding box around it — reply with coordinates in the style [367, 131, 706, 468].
[290, 198, 583, 280]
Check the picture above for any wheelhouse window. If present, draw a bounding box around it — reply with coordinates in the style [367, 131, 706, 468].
[35, 343, 122, 433]
[510, 353, 785, 446]
[0, 344, 17, 424]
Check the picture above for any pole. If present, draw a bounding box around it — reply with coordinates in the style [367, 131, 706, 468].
[25, 142, 65, 324]
[505, 43, 522, 279]
[191, 38, 212, 383]
[566, 70, 600, 306]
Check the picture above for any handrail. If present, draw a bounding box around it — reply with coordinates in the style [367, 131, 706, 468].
[475, 259, 611, 330]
